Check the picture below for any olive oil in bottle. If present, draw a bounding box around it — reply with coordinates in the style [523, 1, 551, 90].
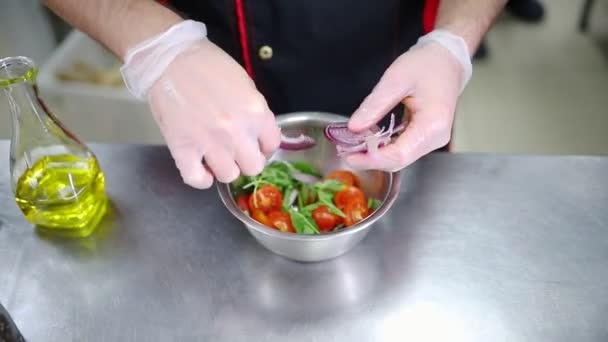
[1, 56, 108, 237]
[15, 154, 107, 236]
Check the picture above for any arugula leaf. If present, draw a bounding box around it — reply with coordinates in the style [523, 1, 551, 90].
[240, 161, 301, 205]
[289, 209, 320, 234]
[314, 179, 346, 193]
[302, 202, 324, 212]
[299, 189, 345, 218]
[231, 175, 253, 195]
[298, 183, 317, 210]
[291, 161, 322, 177]
[316, 191, 346, 217]
[274, 160, 322, 178]
[368, 198, 382, 210]
[297, 185, 305, 210]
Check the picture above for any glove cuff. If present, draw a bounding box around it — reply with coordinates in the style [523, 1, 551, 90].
[416, 29, 473, 94]
[120, 20, 207, 100]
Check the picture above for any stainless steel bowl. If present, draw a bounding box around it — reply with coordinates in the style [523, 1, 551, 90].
[217, 112, 401, 262]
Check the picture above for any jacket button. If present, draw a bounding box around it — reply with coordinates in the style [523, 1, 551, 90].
[258, 45, 273, 60]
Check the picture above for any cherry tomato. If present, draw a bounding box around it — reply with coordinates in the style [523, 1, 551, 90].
[326, 170, 359, 187]
[248, 185, 283, 213]
[312, 205, 343, 232]
[251, 209, 272, 227]
[343, 199, 370, 227]
[334, 186, 366, 210]
[268, 211, 296, 233]
[236, 194, 250, 211]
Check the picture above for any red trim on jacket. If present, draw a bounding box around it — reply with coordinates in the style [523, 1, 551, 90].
[234, 0, 255, 78]
[423, 0, 439, 33]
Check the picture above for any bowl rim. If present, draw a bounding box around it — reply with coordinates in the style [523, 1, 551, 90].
[216, 111, 402, 241]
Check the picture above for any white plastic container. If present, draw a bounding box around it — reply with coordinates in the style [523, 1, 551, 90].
[37, 30, 163, 144]
[0, 0, 56, 63]
[0, 0, 57, 140]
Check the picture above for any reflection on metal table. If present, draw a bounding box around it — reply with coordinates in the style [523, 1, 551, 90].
[1, 141, 607, 342]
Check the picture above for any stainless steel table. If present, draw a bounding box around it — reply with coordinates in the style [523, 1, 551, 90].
[1, 141, 607, 342]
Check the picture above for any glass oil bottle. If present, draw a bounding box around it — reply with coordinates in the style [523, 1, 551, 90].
[0, 56, 107, 237]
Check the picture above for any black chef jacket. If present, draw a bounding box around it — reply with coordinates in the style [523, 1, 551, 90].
[165, 0, 438, 125]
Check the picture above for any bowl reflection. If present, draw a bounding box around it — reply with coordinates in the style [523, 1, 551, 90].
[238, 239, 381, 320]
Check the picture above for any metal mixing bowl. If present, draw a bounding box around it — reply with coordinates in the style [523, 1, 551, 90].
[217, 112, 401, 262]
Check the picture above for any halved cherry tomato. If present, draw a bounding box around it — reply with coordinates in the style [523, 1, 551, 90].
[312, 205, 343, 232]
[334, 186, 366, 210]
[252, 209, 272, 227]
[248, 185, 282, 213]
[236, 194, 250, 211]
[268, 211, 296, 233]
[326, 170, 359, 187]
[343, 199, 370, 227]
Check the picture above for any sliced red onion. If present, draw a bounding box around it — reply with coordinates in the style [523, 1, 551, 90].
[325, 113, 404, 148]
[330, 113, 407, 156]
[280, 133, 316, 150]
[324, 123, 375, 147]
[290, 171, 321, 184]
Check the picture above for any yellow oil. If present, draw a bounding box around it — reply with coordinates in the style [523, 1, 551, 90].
[15, 154, 107, 237]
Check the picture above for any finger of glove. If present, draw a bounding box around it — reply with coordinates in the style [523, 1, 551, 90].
[348, 60, 414, 133]
[203, 149, 241, 183]
[171, 147, 214, 189]
[235, 136, 267, 176]
[258, 112, 282, 156]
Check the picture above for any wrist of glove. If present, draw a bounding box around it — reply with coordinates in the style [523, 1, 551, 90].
[414, 29, 473, 94]
[120, 20, 208, 100]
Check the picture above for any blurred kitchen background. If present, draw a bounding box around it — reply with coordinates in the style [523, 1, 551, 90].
[1, 0, 607, 154]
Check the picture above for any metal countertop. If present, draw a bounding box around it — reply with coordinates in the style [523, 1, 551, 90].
[1, 142, 607, 341]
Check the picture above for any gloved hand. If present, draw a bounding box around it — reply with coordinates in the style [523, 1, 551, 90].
[121, 20, 281, 189]
[345, 30, 473, 172]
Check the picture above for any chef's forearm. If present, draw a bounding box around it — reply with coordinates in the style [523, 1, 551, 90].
[43, 0, 183, 60]
[434, 0, 507, 56]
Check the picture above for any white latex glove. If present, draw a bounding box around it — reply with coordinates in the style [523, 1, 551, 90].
[345, 30, 472, 172]
[121, 20, 281, 189]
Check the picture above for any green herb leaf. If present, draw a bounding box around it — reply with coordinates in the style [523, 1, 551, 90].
[314, 179, 346, 193]
[291, 161, 322, 177]
[289, 209, 320, 235]
[316, 191, 346, 217]
[231, 175, 253, 195]
[298, 183, 317, 210]
[302, 202, 324, 212]
[368, 198, 382, 210]
[297, 185, 305, 210]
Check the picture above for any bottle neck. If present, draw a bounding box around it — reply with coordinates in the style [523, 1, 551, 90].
[2, 72, 50, 138]
[0, 57, 49, 127]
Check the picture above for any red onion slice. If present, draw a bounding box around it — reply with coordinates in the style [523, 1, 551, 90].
[329, 113, 407, 156]
[325, 113, 403, 147]
[324, 123, 375, 147]
[280, 133, 316, 150]
[290, 171, 321, 184]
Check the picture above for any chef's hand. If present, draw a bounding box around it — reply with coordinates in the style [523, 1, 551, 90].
[345, 30, 472, 172]
[121, 20, 281, 189]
